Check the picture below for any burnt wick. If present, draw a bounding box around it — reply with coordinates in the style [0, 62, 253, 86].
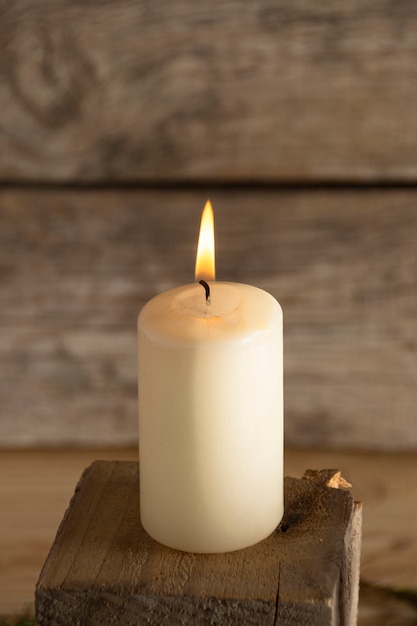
[199, 280, 211, 304]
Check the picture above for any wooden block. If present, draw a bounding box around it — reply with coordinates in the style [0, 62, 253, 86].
[36, 462, 362, 625]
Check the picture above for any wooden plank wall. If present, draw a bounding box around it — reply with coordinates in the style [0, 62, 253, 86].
[1, 190, 416, 450]
[2, 1, 417, 183]
[1, 2, 416, 449]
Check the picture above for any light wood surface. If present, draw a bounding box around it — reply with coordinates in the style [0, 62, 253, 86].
[1, 448, 416, 622]
[1, 188, 416, 449]
[36, 464, 360, 625]
[1, 2, 417, 183]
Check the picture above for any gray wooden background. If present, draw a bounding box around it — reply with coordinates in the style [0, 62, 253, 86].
[1, 1, 416, 449]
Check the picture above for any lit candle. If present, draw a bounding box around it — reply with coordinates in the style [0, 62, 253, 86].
[138, 201, 283, 553]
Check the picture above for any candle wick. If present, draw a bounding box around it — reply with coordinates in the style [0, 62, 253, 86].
[199, 280, 211, 304]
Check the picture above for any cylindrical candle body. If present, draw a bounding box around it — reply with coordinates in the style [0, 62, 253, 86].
[138, 282, 283, 553]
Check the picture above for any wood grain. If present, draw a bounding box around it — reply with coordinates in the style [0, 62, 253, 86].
[1, 188, 416, 449]
[35, 461, 361, 625]
[1, 1, 417, 182]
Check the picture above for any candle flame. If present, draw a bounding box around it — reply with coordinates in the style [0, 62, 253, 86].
[195, 200, 215, 281]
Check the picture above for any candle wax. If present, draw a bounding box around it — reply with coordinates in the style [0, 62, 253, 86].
[138, 282, 283, 553]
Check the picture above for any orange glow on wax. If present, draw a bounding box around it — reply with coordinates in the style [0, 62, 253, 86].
[195, 200, 215, 282]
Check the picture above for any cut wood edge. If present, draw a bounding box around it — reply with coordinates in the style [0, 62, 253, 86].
[302, 468, 362, 625]
[340, 501, 362, 626]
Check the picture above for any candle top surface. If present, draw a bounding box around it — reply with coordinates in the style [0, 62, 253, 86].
[139, 282, 282, 344]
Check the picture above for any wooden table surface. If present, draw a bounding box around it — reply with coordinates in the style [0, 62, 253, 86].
[1, 448, 416, 624]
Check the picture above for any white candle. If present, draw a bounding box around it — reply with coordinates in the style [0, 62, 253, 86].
[138, 202, 283, 553]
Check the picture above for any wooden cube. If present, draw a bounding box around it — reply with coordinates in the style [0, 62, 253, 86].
[36, 462, 361, 625]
